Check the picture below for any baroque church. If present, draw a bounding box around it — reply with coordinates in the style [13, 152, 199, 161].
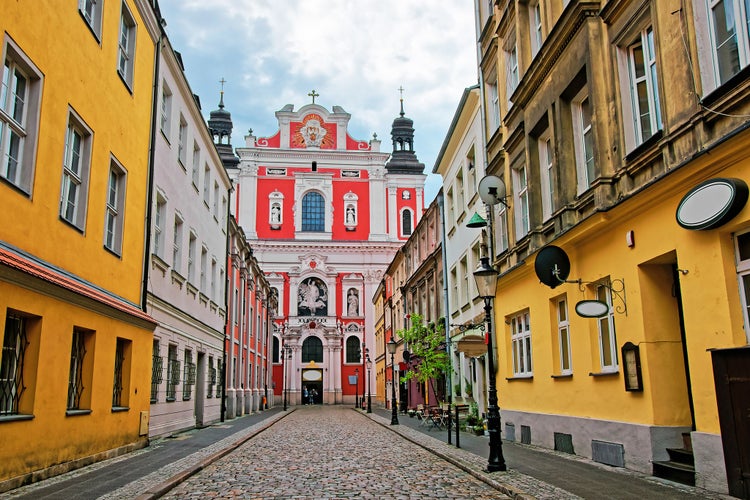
[215, 92, 426, 405]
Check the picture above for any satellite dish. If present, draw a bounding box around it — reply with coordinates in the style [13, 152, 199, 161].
[478, 175, 507, 206]
[575, 300, 610, 318]
[534, 245, 570, 288]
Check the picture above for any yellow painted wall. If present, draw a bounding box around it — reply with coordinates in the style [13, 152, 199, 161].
[0, 0, 156, 305]
[494, 131, 750, 436]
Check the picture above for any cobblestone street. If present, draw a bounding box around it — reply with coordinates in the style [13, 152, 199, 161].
[162, 406, 510, 499]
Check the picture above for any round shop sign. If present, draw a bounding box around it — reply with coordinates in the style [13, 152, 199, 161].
[575, 300, 610, 318]
[676, 178, 748, 230]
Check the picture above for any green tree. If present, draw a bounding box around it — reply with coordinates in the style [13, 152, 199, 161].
[397, 314, 450, 403]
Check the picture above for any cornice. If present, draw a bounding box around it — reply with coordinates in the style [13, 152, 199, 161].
[235, 148, 390, 165]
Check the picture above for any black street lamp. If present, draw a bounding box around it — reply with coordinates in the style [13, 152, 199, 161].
[387, 338, 399, 425]
[366, 355, 372, 413]
[473, 256, 506, 472]
[354, 368, 359, 409]
[282, 345, 291, 411]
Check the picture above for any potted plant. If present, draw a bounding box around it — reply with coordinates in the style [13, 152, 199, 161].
[473, 424, 485, 436]
[407, 409, 416, 418]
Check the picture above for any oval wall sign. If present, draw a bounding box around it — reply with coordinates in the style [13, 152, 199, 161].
[676, 178, 748, 230]
[575, 300, 610, 318]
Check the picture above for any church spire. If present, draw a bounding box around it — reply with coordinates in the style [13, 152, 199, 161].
[207, 78, 239, 168]
[385, 87, 424, 174]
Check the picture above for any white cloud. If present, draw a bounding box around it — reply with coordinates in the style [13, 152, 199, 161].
[159, 0, 478, 201]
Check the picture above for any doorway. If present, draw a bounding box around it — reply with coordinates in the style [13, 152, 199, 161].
[302, 368, 323, 404]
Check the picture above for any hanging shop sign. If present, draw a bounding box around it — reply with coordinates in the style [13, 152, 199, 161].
[575, 300, 610, 318]
[676, 178, 748, 230]
[456, 335, 488, 358]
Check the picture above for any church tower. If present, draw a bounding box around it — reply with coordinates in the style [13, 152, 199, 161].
[208, 88, 239, 169]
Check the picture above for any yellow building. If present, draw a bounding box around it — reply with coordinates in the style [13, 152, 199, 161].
[0, 0, 159, 489]
[475, 0, 750, 496]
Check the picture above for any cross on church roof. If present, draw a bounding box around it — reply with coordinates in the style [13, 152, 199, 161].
[220, 77, 227, 91]
[308, 89, 319, 104]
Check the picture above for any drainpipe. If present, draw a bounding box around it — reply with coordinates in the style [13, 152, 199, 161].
[438, 191, 453, 443]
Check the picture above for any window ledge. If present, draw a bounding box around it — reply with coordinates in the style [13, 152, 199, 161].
[111, 406, 129, 413]
[551, 373, 573, 379]
[506, 375, 533, 381]
[0, 413, 34, 423]
[589, 370, 619, 377]
[66, 409, 92, 416]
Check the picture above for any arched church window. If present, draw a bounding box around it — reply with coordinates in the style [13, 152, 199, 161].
[345, 336, 361, 363]
[302, 336, 323, 363]
[402, 209, 413, 236]
[301, 192, 325, 231]
[298, 277, 328, 316]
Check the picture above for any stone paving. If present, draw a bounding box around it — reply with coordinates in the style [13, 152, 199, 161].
[161, 406, 516, 499]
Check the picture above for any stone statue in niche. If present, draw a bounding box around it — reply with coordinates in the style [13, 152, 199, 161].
[347, 288, 359, 316]
[346, 206, 356, 224]
[271, 203, 281, 223]
[298, 277, 328, 316]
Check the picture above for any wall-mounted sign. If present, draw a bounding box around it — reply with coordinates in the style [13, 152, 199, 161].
[456, 335, 487, 358]
[621, 342, 643, 392]
[676, 177, 748, 230]
[575, 300, 610, 318]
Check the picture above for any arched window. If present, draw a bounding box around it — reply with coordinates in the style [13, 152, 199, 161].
[301, 192, 325, 231]
[402, 208, 413, 236]
[302, 336, 323, 362]
[345, 335, 361, 363]
[272, 336, 280, 363]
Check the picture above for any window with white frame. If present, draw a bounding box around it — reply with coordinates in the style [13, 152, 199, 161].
[160, 82, 172, 139]
[572, 89, 595, 194]
[467, 148, 477, 194]
[494, 201, 509, 254]
[60, 111, 92, 229]
[530, 1, 543, 56]
[460, 255, 469, 304]
[187, 231, 196, 282]
[210, 257, 217, 301]
[172, 213, 183, 271]
[221, 196, 227, 229]
[446, 187, 455, 227]
[505, 42, 519, 106]
[200, 245, 208, 292]
[486, 74, 500, 133]
[117, 2, 136, 87]
[596, 283, 619, 371]
[456, 169, 465, 216]
[177, 116, 187, 166]
[104, 158, 126, 254]
[557, 297, 572, 374]
[301, 191, 325, 231]
[203, 164, 210, 206]
[1, 39, 42, 194]
[450, 266, 458, 311]
[704, 0, 750, 87]
[191, 143, 200, 187]
[154, 193, 166, 258]
[213, 181, 219, 218]
[512, 164, 530, 239]
[734, 230, 750, 343]
[538, 133, 554, 220]
[79, 0, 104, 39]
[511, 310, 532, 376]
[401, 208, 413, 236]
[626, 26, 662, 146]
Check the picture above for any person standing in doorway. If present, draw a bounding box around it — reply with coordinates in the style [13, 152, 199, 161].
[303, 386, 309, 405]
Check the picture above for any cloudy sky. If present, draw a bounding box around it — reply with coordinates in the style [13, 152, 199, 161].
[157, 0, 478, 203]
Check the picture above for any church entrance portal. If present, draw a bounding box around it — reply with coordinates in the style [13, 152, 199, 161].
[302, 368, 323, 404]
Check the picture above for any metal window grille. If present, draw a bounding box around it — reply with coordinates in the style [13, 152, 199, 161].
[215, 360, 223, 399]
[67, 329, 86, 409]
[1, 314, 27, 415]
[151, 346, 163, 402]
[207, 358, 215, 398]
[183, 351, 195, 400]
[112, 339, 125, 407]
[166, 346, 179, 401]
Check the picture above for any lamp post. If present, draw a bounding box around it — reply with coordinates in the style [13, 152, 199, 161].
[282, 345, 290, 411]
[366, 355, 372, 413]
[473, 256, 506, 472]
[387, 338, 399, 425]
[354, 368, 359, 409]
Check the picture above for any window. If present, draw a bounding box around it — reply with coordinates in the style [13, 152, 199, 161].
[450, 266, 459, 311]
[1, 312, 28, 415]
[1, 37, 42, 194]
[402, 209, 413, 236]
[456, 169, 465, 215]
[272, 337, 280, 363]
[160, 82, 172, 138]
[301, 191, 325, 231]
[530, 1, 543, 56]
[494, 202, 509, 254]
[200, 246, 208, 292]
[512, 165, 530, 238]
[446, 188, 455, 227]
[557, 298, 572, 374]
[79, 0, 104, 39]
[505, 43, 519, 106]
[510, 311, 532, 376]
[67, 328, 88, 410]
[210, 258, 217, 300]
[191, 143, 200, 188]
[221, 196, 227, 228]
[104, 158, 126, 254]
[597, 284, 619, 371]
[150, 339, 162, 402]
[213, 181, 219, 218]
[486, 76, 500, 133]
[207, 356, 215, 398]
[117, 2, 136, 87]
[302, 336, 323, 363]
[460, 256, 469, 304]
[706, 0, 750, 85]
[734, 230, 750, 342]
[187, 231, 197, 282]
[154, 193, 166, 258]
[572, 90, 595, 194]
[203, 164, 210, 206]
[166, 344, 179, 401]
[177, 116, 187, 166]
[627, 26, 662, 145]
[182, 349, 194, 400]
[112, 338, 130, 408]
[345, 336, 361, 363]
[172, 214, 183, 270]
[467, 148, 477, 194]
[538, 134, 554, 220]
[60, 111, 92, 229]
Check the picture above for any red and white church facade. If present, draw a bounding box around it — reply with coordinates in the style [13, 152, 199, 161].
[226, 98, 426, 406]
